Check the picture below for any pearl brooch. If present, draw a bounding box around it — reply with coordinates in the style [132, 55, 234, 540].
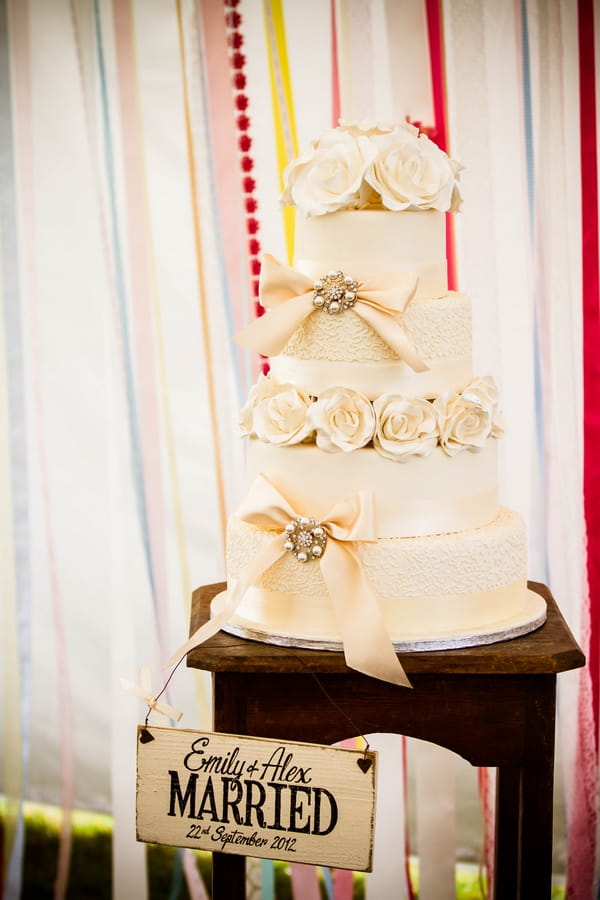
[313, 270, 358, 314]
[283, 517, 328, 562]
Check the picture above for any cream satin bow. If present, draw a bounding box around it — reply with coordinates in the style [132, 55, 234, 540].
[166, 474, 411, 688]
[235, 254, 428, 373]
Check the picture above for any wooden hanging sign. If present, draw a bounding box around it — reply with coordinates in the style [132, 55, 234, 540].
[136, 725, 377, 871]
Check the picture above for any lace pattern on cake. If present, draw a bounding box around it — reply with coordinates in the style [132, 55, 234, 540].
[404, 294, 471, 360]
[282, 293, 470, 362]
[227, 508, 526, 598]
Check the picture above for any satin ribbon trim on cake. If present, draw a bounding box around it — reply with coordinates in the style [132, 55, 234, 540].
[269, 354, 471, 400]
[234, 581, 544, 646]
[166, 474, 411, 687]
[235, 254, 427, 373]
[295, 257, 447, 302]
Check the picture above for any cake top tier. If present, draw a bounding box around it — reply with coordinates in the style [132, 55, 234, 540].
[293, 208, 448, 300]
[282, 119, 462, 217]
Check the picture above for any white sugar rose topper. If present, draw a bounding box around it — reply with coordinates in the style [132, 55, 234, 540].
[235, 254, 428, 373]
[281, 119, 462, 216]
[280, 126, 379, 215]
[365, 129, 462, 213]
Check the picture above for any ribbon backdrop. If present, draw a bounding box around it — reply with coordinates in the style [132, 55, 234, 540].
[1, 1, 598, 899]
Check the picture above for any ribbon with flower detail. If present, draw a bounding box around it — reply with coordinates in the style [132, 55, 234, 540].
[234, 254, 428, 372]
[166, 474, 411, 687]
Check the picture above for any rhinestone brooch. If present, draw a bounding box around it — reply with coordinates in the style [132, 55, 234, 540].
[313, 270, 358, 314]
[284, 517, 328, 563]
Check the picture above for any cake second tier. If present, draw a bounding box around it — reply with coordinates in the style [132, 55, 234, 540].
[255, 209, 473, 399]
[271, 290, 471, 400]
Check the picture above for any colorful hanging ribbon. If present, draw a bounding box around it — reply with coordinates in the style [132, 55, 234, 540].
[569, 0, 600, 896]
[262, 0, 298, 263]
[424, 0, 457, 293]
[0, 2, 30, 897]
[9, 2, 76, 897]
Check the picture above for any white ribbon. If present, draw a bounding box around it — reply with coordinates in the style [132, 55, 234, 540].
[121, 667, 183, 721]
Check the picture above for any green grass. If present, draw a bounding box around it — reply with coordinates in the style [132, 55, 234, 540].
[2, 803, 566, 898]
[407, 860, 565, 900]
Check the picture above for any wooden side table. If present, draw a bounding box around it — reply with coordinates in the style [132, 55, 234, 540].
[187, 581, 584, 900]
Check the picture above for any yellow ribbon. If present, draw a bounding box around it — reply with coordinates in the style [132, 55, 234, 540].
[121, 668, 183, 721]
[235, 254, 428, 373]
[166, 474, 411, 688]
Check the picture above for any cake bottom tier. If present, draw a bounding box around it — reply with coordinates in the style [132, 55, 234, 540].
[215, 507, 546, 651]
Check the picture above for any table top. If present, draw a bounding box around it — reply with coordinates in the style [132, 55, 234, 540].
[186, 581, 585, 676]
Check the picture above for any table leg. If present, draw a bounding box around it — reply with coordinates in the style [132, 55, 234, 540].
[519, 678, 556, 899]
[494, 765, 521, 898]
[494, 676, 556, 900]
[212, 852, 246, 900]
[212, 673, 248, 899]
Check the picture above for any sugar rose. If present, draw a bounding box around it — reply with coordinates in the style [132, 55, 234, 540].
[241, 375, 312, 445]
[460, 376, 504, 438]
[309, 387, 375, 452]
[337, 119, 412, 138]
[373, 394, 439, 461]
[240, 373, 281, 437]
[365, 130, 462, 212]
[435, 387, 494, 456]
[281, 129, 377, 216]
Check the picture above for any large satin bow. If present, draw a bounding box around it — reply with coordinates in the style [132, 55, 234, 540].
[166, 474, 411, 688]
[235, 254, 428, 373]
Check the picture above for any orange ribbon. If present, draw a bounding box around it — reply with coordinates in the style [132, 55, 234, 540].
[166, 474, 411, 687]
[235, 254, 427, 373]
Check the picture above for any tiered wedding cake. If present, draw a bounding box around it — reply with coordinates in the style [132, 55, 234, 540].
[207, 121, 546, 685]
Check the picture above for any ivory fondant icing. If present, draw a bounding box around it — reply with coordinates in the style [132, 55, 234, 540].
[220, 508, 542, 649]
[246, 439, 499, 538]
[273, 212, 472, 398]
[270, 353, 472, 401]
[294, 209, 448, 299]
[274, 290, 472, 398]
[214, 585, 547, 651]
[215, 122, 544, 677]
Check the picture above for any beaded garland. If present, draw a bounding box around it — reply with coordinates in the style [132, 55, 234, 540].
[224, 0, 268, 373]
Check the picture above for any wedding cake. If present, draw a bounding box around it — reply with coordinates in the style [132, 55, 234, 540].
[193, 121, 546, 686]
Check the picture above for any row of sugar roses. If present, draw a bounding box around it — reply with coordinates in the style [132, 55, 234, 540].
[240, 375, 504, 461]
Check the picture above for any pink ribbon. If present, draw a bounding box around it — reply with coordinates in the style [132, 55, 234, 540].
[166, 474, 410, 687]
[235, 254, 427, 372]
